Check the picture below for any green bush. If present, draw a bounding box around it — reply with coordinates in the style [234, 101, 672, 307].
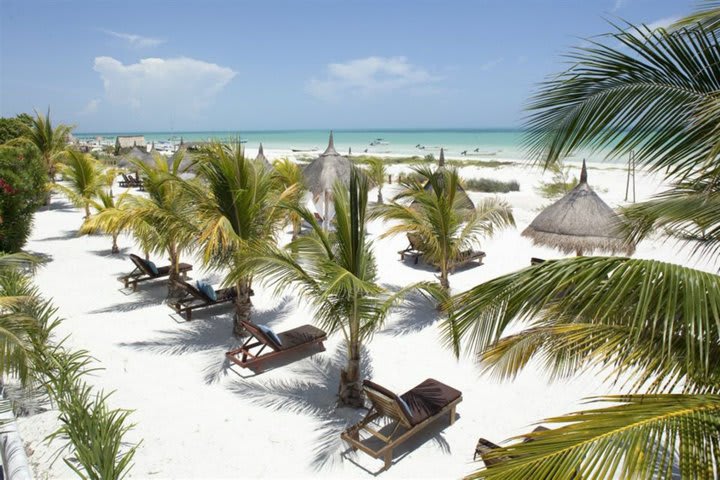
[0, 145, 46, 252]
[463, 177, 520, 193]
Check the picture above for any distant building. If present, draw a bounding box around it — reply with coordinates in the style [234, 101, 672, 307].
[115, 135, 146, 150]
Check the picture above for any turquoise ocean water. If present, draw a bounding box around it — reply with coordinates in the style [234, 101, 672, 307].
[75, 129, 622, 163]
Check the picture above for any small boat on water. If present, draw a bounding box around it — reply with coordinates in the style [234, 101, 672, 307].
[370, 138, 389, 146]
[292, 148, 319, 152]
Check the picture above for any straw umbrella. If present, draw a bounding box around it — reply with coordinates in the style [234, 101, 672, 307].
[417, 148, 474, 210]
[255, 143, 272, 171]
[303, 132, 352, 226]
[522, 160, 634, 256]
[117, 146, 155, 169]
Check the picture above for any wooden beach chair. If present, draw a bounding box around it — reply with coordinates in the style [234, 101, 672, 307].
[170, 279, 238, 321]
[119, 254, 192, 291]
[474, 425, 550, 462]
[225, 319, 327, 370]
[118, 173, 144, 190]
[342, 378, 462, 471]
[531, 257, 546, 266]
[397, 233, 424, 264]
[448, 248, 486, 272]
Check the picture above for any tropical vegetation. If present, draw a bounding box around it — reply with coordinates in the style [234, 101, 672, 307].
[363, 156, 387, 203]
[1, 253, 138, 478]
[80, 191, 130, 254]
[445, 7, 720, 479]
[180, 142, 297, 336]
[247, 168, 432, 406]
[374, 165, 514, 290]
[54, 149, 108, 221]
[0, 145, 46, 253]
[272, 157, 307, 240]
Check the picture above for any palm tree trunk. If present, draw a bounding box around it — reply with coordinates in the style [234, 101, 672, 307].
[167, 245, 183, 298]
[377, 187, 383, 204]
[84, 203, 90, 219]
[111, 233, 119, 254]
[338, 339, 364, 407]
[232, 278, 253, 337]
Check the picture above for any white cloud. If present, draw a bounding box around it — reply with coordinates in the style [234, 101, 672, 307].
[480, 58, 503, 71]
[93, 56, 236, 113]
[102, 29, 165, 48]
[611, 0, 626, 13]
[306, 56, 440, 101]
[79, 98, 100, 115]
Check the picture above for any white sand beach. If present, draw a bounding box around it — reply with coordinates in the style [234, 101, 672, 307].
[16, 152, 717, 479]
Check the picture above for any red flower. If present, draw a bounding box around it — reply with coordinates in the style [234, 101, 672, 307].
[0, 178, 16, 195]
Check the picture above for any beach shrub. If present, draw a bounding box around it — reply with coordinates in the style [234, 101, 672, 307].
[463, 177, 520, 193]
[536, 159, 577, 199]
[0, 113, 33, 144]
[0, 145, 46, 252]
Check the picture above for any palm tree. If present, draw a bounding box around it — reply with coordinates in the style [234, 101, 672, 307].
[0, 253, 51, 386]
[182, 142, 296, 337]
[374, 166, 514, 291]
[53, 149, 106, 221]
[246, 168, 432, 406]
[272, 157, 307, 240]
[83, 152, 195, 296]
[364, 157, 387, 204]
[21, 110, 73, 204]
[80, 191, 130, 253]
[446, 17, 720, 480]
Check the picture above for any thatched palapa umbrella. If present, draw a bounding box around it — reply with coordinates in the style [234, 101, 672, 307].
[303, 132, 352, 225]
[522, 160, 634, 256]
[417, 148, 474, 210]
[117, 146, 155, 169]
[255, 143, 272, 171]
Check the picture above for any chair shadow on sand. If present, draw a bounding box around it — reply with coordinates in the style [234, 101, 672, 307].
[228, 345, 453, 474]
[89, 281, 170, 313]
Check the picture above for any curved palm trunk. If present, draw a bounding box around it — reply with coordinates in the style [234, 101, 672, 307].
[84, 203, 90, 219]
[232, 278, 253, 337]
[377, 187, 383, 204]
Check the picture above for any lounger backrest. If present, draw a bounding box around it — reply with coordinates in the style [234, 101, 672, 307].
[174, 279, 209, 302]
[362, 380, 413, 428]
[129, 254, 155, 277]
[475, 438, 508, 467]
[407, 233, 424, 251]
[241, 320, 282, 351]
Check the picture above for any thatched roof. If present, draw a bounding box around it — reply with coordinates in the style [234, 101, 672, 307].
[302, 132, 352, 195]
[115, 135, 146, 148]
[419, 148, 474, 210]
[117, 147, 155, 168]
[255, 143, 272, 171]
[522, 160, 634, 256]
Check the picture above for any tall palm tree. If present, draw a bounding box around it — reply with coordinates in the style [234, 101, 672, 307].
[374, 166, 514, 291]
[446, 17, 720, 480]
[79, 190, 130, 254]
[20, 110, 73, 204]
[364, 157, 387, 204]
[53, 149, 107, 221]
[182, 142, 296, 337]
[245, 168, 432, 406]
[272, 157, 307, 240]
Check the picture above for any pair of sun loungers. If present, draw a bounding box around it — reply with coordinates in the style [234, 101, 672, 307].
[398, 233, 486, 271]
[118, 173, 144, 189]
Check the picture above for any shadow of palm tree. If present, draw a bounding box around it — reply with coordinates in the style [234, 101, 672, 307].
[87, 246, 131, 257]
[380, 290, 440, 336]
[229, 346, 373, 472]
[35, 230, 79, 242]
[45, 199, 77, 212]
[89, 282, 169, 313]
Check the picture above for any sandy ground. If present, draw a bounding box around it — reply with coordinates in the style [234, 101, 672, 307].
[16, 153, 717, 479]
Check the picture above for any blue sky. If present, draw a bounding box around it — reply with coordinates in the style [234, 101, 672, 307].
[0, 0, 694, 132]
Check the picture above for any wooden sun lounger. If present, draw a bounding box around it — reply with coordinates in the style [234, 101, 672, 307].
[118, 173, 144, 190]
[342, 378, 462, 471]
[531, 257, 546, 266]
[474, 425, 550, 463]
[398, 233, 485, 271]
[119, 254, 192, 291]
[170, 279, 237, 321]
[225, 319, 327, 370]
